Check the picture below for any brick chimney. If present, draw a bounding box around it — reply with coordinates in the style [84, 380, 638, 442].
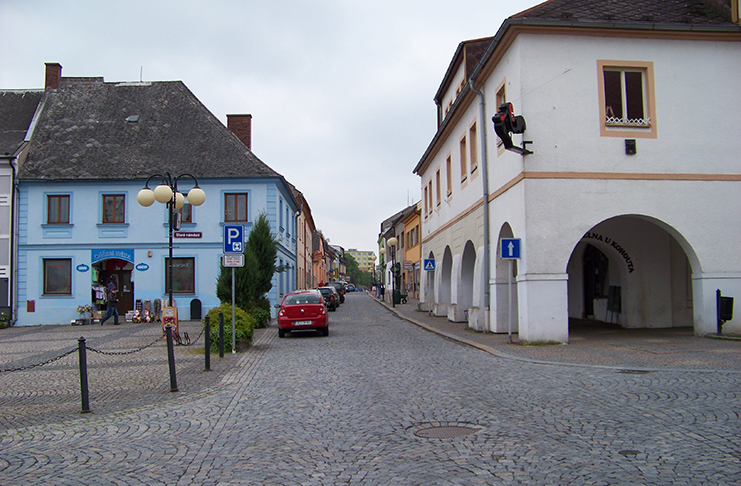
[45, 62, 63, 90]
[227, 114, 252, 150]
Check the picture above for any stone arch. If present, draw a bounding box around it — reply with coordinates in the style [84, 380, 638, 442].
[434, 246, 453, 316]
[493, 224, 518, 333]
[566, 214, 700, 332]
[457, 240, 476, 319]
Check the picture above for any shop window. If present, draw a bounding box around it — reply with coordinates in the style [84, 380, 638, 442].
[598, 60, 656, 138]
[102, 194, 125, 224]
[165, 257, 195, 294]
[43, 258, 71, 295]
[224, 193, 248, 222]
[47, 195, 70, 224]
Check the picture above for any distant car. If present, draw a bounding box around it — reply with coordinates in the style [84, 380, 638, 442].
[277, 290, 328, 337]
[347, 284, 356, 292]
[318, 286, 339, 311]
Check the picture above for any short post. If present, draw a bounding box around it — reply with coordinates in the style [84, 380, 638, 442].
[204, 315, 211, 371]
[78, 337, 91, 413]
[218, 311, 225, 358]
[717, 289, 722, 335]
[165, 325, 178, 392]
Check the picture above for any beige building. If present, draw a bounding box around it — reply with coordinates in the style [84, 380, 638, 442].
[346, 249, 376, 273]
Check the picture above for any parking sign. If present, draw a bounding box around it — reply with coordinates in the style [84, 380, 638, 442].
[224, 225, 244, 254]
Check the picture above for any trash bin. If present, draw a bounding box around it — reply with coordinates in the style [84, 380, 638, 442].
[190, 298, 202, 320]
[393, 289, 401, 305]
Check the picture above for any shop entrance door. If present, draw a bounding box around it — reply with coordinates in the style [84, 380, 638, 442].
[101, 268, 134, 315]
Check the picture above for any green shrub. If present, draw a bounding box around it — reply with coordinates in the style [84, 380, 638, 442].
[251, 306, 270, 329]
[205, 303, 255, 352]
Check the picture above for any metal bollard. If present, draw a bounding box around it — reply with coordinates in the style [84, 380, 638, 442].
[204, 315, 211, 371]
[218, 311, 225, 358]
[165, 325, 179, 392]
[78, 337, 91, 413]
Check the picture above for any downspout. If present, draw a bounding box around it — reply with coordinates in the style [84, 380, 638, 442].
[469, 77, 491, 329]
[2, 154, 16, 326]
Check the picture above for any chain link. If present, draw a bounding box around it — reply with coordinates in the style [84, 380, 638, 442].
[86, 335, 164, 356]
[1, 323, 209, 372]
[0, 348, 77, 373]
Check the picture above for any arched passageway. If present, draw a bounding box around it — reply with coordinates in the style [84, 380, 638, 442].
[567, 215, 696, 331]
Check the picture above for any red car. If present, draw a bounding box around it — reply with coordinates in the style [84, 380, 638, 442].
[277, 290, 328, 337]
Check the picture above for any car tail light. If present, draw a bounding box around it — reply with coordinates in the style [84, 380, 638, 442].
[320, 306, 326, 315]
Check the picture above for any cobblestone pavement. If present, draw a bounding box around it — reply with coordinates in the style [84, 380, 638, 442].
[0, 292, 739, 485]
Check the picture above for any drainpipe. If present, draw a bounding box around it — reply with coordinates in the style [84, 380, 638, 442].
[469, 77, 491, 329]
[1, 155, 16, 326]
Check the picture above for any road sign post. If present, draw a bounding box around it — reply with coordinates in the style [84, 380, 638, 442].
[223, 225, 244, 354]
[500, 238, 521, 343]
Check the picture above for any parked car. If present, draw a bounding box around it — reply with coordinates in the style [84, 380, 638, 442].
[347, 284, 356, 292]
[326, 281, 346, 303]
[318, 286, 339, 311]
[276, 290, 328, 337]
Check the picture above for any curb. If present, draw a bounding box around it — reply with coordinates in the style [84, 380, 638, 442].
[370, 295, 741, 374]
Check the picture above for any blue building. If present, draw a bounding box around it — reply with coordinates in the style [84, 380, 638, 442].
[14, 63, 296, 325]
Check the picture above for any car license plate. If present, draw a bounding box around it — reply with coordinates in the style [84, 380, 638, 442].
[293, 321, 312, 326]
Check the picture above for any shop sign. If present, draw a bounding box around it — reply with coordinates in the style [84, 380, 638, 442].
[135, 263, 150, 271]
[76, 264, 90, 272]
[91, 249, 134, 264]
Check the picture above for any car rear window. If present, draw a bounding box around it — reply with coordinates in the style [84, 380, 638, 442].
[285, 294, 321, 305]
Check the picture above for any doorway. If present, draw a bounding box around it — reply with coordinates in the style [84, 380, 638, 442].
[94, 259, 134, 315]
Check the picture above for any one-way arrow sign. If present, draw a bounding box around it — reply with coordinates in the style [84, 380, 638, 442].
[500, 238, 521, 259]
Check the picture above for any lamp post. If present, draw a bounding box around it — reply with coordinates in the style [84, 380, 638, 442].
[387, 237, 398, 308]
[379, 247, 386, 302]
[137, 172, 206, 309]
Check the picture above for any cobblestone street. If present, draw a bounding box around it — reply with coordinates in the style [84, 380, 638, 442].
[0, 292, 739, 485]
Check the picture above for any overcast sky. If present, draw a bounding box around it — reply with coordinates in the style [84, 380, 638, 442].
[1, 0, 534, 255]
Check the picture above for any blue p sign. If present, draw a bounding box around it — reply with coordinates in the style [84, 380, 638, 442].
[224, 225, 244, 254]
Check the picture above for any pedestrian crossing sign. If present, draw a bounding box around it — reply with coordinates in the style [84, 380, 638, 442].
[424, 259, 436, 271]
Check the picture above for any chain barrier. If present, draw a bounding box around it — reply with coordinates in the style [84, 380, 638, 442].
[0, 347, 77, 373]
[1, 322, 207, 373]
[86, 335, 164, 356]
[174, 324, 206, 347]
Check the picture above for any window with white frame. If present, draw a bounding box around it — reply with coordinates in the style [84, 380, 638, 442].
[598, 60, 656, 138]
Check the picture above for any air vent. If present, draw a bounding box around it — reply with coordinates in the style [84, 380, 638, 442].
[126, 115, 140, 123]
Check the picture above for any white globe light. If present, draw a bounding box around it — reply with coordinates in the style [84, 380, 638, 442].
[174, 192, 185, 209]
[388, 237, 398, 246]
[379, 247, 386, 255]
[137, 188, 155, 207]
[187, 187, 206, 206]
[153, 184, 173, 204]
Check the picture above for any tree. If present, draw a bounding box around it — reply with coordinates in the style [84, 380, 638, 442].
[246, 212, 278, 301]
[346, 253, 373, 287]
[216, 212, 277, 310]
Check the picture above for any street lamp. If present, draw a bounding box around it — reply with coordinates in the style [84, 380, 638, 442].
[137, 172, 206, 309]
[379, 247, 386, 302]
[387, 237, 398, 308]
